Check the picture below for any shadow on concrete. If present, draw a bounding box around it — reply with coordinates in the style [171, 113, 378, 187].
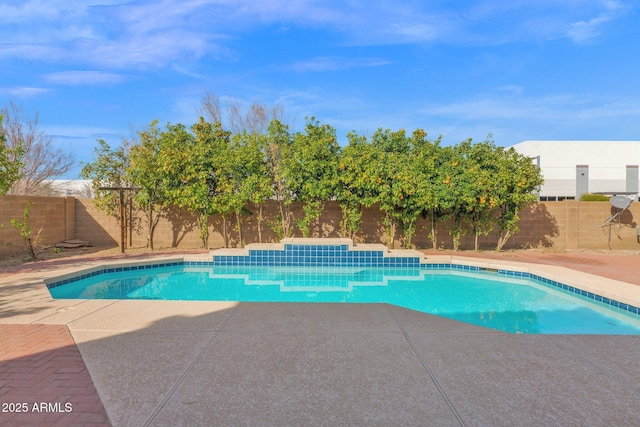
[4, 299, 640, 426]
[0, 281, 58, 319]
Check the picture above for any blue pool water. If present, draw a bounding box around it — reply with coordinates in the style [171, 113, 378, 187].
[48, 264, 640, 335]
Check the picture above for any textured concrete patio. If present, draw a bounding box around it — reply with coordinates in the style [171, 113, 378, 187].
[1, 252, 640, 426]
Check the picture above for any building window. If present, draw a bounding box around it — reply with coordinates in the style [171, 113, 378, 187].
[539, 196, 575, 201]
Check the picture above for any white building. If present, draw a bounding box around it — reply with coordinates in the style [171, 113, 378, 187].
[48, 180, 94, 198]
[511, 141, 640, 201]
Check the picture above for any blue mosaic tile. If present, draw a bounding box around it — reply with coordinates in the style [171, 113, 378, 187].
[211, 244, 424, 268]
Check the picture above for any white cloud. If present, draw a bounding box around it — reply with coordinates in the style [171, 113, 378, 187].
[0, 86, 49, 98]
[0, 0, 233, 69]
[0, 0, 68, 23]
[566, 0, 625, 42]
[288, 57, 392, 72]
[415, 90, 640, 144]
[46, 124, 126, 140]
[498, 85, 524, 96]
[43, 71, 126, 86]
[0, 0, 633, 74]
[421, 93, 616, 121]
[388, 22, 439, 41]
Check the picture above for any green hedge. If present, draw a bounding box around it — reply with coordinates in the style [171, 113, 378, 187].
[579, 193, 610, 201]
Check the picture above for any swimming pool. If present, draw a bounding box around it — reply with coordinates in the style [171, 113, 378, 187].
[47, 263, 640, 335]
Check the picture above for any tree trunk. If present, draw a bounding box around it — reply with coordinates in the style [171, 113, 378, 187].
[199, 214, 209, 249]
[235, 211, 244, 248]
[222, 216, 229, 248]
[26, 236, 37, 260]
[256, 203, 263, 243]
[404, 218, 416, 249]
[150, 212, 160, 251]
[387, 214, 396, 249]
[278, 200, 287, 239]
[474, 232, 480, 252]
[147, 206, 154, 250]
[452, 215, 459, 251]
[314, 201, 324, 237]
[129, 198, 133, 247]
[430, 209, 437, 250]
[348, 204, 363, 241]
[496, 230, 513, 251]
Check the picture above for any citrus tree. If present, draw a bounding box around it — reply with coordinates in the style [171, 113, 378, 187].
[80, 139, 136, 230]
[128, 121, 173, 250]
[366, 128, 415, 249]
[285, 118, 339, 237]
[493, 147, 543, 251]
[441, 142, 471, 251]
[0, 115, 23, 195]
[155, 120, 220, 248]
[336, 131, 378, 239]
[409, 129, 443, 249]
[461, 139, 501, 251]
[233, 131, 273, 244]
[263, 119, 295, 240]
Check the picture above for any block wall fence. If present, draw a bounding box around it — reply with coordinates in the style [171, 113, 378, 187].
[1, 195, 639, 256]
[0, 196, 75, 255]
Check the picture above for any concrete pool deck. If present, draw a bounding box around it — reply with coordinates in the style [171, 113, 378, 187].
[1, 251, 640, 426]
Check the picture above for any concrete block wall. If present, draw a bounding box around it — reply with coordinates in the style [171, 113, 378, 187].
[0, 195, 74, 255]
[73, 198, 120, 248]
[70, 199, 640, 251]
[74, 199, 319, 250]
[2, 196, 639, 255]
[576, 200, 639, 249]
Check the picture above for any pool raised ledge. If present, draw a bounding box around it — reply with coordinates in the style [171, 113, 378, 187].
[208, 238, 427, 267]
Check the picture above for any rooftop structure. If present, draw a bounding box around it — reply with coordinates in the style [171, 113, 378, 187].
[511, 141, 640, 201]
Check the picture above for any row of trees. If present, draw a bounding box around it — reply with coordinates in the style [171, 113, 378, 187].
[82, 109, 543, 251]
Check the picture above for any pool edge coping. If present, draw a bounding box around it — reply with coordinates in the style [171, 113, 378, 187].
[17, 252, 637, 316]
[2, 252, 639, 324]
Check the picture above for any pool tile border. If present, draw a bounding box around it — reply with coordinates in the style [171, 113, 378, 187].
[45, 261, 183, 289]
[211, 243, 423, 268]
[497, 269, 640, 316]
[44, 259, 640, 319]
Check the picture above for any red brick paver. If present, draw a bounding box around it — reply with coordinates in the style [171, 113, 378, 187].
[424, 250, 640, 286]
[0, 324, 111, 426]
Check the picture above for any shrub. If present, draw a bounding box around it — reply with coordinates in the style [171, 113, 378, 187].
[9, 202, 43, 260]
[579, 193, 610, 201]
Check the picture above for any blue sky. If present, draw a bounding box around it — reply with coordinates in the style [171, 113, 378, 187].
[1, 0, 639, 178]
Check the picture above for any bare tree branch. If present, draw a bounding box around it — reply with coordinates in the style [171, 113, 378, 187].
[198, 91, 222, 125]
[1, 102, 75, 195]
[197, 92, 286, 135]
[227, 98, 244, 134]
